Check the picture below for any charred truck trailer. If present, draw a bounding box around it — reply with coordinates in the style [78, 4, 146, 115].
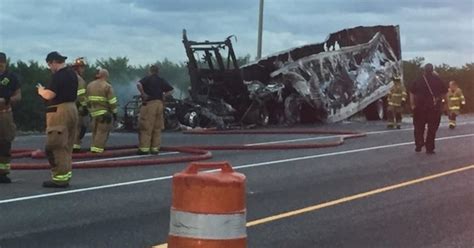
[123, 25, 401, 130]
[241, 25, 402, 123]
[182, 25, 402, 128]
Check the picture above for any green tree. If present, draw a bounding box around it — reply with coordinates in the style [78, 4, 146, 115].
[402, 57, 424, 88]
[155, 58, 189, 98]
[10, 61, 50, 131]
[6, 56, 472, 131]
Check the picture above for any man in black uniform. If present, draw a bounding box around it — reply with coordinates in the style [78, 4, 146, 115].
[409, 63, 447, 154]
[136, 65, 173, 155]
[37, 51, 78, 187]
[0, 52, 22, 183]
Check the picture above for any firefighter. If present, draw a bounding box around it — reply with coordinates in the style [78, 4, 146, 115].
[87, 68, 117, 153]
[71, 57, 88, 152]
[38, 51, 78, 187]
[136, 65, 173, 155]
[386, 76, 407, 129]
[409, 63, 448, 154]
[447, 81, 466, 129]
[0, 52, 22, 184]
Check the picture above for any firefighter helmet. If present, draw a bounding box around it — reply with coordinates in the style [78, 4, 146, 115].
[72, 57, 87, 67]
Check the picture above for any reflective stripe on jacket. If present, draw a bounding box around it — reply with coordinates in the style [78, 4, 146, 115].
[388, 83, 407, 107]
[76, 74, 88, 108]
[447, 88, 465, 111]
[86, 79, 118, 117]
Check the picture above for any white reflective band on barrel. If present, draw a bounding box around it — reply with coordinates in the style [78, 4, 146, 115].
[169, 209, 247, 240]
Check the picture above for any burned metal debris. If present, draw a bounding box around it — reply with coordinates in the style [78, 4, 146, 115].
[241, 25, 402, 123]
[123, 25, 402, 130]
[181, 29, 277, 128]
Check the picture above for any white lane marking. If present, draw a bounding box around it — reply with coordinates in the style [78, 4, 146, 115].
[243, 120, 474, 146]
[74, 152, 179, 164]
[1, 133, 473, 204]
[246, 135, 338, 146]
[0, 176, 173, 204]
[237, 134, 474, 170]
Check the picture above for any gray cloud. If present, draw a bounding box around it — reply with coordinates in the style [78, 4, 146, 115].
[0, 0, 472, 67]
[120, 0, 255, 12]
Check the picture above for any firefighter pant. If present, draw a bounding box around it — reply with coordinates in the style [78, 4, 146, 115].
[448, 110, 460, 127]
[90, 114, 113, 153]
[74, 114, 88, 150]
[0, 111, 16, 175]
[387, 106, 403, 126]
[45, 103, 78, 184]
[138, 100, 164, 153]
[413, 106, 441, 152]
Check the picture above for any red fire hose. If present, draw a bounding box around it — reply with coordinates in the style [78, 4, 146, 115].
[10, 129, 366, 170]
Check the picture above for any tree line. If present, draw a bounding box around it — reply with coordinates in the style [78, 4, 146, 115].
[4, 56, 473, 131]
[402, 57, 473, 114]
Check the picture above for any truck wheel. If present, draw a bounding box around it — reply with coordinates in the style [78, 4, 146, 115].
[364, 99, 385, 121]
[257, 107, 270, 126]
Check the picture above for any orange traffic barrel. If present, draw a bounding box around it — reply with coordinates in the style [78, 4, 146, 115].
[168, 161, 247, 248]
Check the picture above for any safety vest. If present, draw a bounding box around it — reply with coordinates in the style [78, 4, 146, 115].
[447, 88, 465, 111]
[388, 83, 407, 107]
[86, 79, 118, 117]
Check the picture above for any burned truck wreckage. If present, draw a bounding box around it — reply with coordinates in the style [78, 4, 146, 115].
[243, 25, 402, 123]
[123, 25, 401, 130]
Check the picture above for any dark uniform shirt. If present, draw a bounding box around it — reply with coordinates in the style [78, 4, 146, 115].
[139, 74, 173, 101]
[0, 70, 20, 102]
[47, 66, 78, 106]
[409, 73, 447, 110]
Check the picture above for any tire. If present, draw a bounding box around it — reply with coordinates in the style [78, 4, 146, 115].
[284, 94, 302, 125]
[257, 106, 270, 126]
[364, 98, 386, 121]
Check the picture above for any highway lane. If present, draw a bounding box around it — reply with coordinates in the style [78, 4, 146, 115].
[0, 117, 473, 247]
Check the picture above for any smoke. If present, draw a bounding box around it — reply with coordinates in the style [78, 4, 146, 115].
[112, 77, 141, 116]
[111, 77, 188, 116]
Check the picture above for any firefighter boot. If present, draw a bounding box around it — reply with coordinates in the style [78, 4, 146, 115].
[73, 144, 82, 153]
[151, 147, 159, 155]
[136, 148, 150, 155]
[42, 180, 69, 188]
[449, 122, 456, 129]
[0, 174, 12, 183]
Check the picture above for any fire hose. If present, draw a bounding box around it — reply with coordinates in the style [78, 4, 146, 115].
[10, 129, 366, 170]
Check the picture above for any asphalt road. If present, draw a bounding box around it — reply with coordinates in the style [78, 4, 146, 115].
[1, 115, 473, 248]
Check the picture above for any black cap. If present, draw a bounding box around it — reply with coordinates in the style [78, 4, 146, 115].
[0, 52, 6, 62]
[46, 51, 67, 63]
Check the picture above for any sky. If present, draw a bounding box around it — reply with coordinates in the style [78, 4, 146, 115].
[0, 0, 473, 67]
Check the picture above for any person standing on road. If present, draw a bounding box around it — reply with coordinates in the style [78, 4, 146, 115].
[446, 80, 465, 129]
[0, 52, 22, 184]
[71, 57, 89, 152]
[136, 65, 173, 155]
[386, 76, 407, 129]
[86, 68, 117, 153]
[409, 63, 447, 154]
[37, 51, 78, 188]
